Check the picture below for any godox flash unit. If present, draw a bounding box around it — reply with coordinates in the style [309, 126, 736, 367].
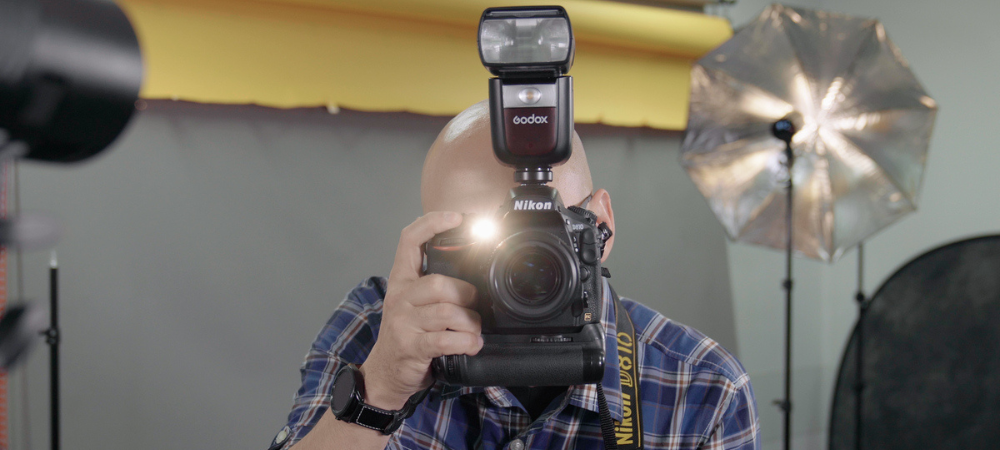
[426, 7, 606, 387]
[478, 6, 574, 182]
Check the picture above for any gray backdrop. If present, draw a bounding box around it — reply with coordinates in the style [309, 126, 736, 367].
[6, 100, 736, 450]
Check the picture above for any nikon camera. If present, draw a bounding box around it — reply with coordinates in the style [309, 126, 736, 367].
[423, 6, 608, 387]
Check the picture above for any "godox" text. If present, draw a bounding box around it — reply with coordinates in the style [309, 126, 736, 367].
[512, 114, 549, 125]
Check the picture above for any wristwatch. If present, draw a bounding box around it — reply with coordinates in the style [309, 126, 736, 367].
[329, 364, 428, 435]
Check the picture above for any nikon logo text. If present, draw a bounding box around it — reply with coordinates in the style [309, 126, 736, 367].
[514, 200, 552, 211]
[512, 114, 549, 125]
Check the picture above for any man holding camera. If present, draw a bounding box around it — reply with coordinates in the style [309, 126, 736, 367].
[272, 7, 758, 449]
[268, 99, 760, 450]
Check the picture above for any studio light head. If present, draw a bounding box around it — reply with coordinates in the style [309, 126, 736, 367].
[480, 6, 575, 181]
[0, 0, 143, 163]
[0, 0, 143, 372]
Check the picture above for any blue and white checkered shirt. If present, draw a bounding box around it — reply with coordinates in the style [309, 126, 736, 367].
[271, 276, 759, 450]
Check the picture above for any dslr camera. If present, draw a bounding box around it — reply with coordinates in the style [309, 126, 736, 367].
[424, 6, 610, 387]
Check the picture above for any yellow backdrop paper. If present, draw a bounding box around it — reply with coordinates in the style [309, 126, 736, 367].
[118, 0, 732, 129]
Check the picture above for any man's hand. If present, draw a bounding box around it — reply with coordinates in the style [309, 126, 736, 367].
[360, 211, 484, 410]
[290, 213, 481, 450]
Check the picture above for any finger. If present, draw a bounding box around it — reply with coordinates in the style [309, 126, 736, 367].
[404, 274, 477, 308]
[418, 331, 484, 359]
[413, 303, 482, 334]
[388, 212, 463, 283]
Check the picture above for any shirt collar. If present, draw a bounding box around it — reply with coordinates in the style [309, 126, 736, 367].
[439, 278, 624, 422]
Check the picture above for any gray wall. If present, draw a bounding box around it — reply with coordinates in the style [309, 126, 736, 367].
[723, 0, 1000, 448]
[4, 101, 736, 450]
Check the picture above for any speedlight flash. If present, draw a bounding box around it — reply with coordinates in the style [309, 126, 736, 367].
[470, 218, 498, 240]
[479, 6, 575, 176]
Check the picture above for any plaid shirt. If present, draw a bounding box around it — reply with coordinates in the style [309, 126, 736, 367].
[271, 276, 759, 450]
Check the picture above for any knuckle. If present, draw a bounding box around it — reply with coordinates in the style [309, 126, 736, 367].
[440, 302, 460, 318]
[432, 333, 451, 350]
[386, 281, 414, 305]
[401, 221, 422, 241]
[462, 334, 478, 352]
[430, 302, 450, 319]
[450, 306, 468, 324]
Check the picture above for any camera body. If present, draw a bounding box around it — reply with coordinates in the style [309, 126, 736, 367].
[424, 185, 606, 386]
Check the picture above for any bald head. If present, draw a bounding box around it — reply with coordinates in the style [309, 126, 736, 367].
[421, 100, 593, 215]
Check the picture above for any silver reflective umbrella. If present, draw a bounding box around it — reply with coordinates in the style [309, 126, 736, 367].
[682, 4, 937, 262]
[682, 5, 937, 450]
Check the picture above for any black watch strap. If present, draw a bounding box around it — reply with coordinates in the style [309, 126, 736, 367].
[351, 403, 397, 433]
[330, 364, 429, 435]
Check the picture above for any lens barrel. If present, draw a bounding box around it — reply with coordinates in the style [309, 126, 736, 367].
[489, 231, 578, 322]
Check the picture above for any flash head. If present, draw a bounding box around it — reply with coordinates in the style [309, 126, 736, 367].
[479, 6, 574, 78]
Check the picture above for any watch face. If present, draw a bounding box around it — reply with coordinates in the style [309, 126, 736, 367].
[331, 366, 357, 415]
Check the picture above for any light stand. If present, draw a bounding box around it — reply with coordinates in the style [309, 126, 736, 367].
[771, 119, 796, 450]
[853, 243, 869, 450]
[43, 253, 60, 450]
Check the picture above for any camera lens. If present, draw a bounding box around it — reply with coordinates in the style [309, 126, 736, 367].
[507, 250, 561, 305]
[489, 232, 578, 322]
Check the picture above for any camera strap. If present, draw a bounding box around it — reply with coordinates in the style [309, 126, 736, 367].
[598, 284, 642, 450]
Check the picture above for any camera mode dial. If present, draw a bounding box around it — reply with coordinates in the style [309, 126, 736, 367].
[567, 206, 597, 224]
